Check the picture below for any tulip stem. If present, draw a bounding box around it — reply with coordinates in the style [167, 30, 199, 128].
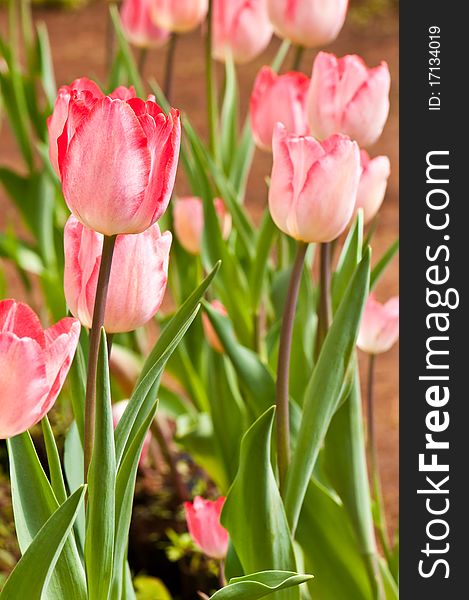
[164, 33, 178, 102]
[205, 0, 219, 162]
[315, 242, 333, 360]
[84, 234, 117, 483]
[291, 45, 305, 71]
[137, 48, 148, 77]
[219, 560, 226, 588]
[367, 354, 392, 562]
[276, 241, 308, 494]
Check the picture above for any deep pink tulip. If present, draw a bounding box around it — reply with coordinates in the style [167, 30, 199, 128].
[151, 0, 208, 33]
[250, 66, 310, 151]
[184, 496, 229, 559]
[357, 294, 399, 354]
[355, 150, 391, 224]
[121, 0, 170, 48]
[202, 300, 228, 353]
[267, 0, 348, 48]
[212, 0, 273, 64]
[307, 52, 391, 147]
[48, 79, 180, 236]
[173, 196, 231, 255]
[0, 300, 80, 439]
[112, 400, 151, 467]
[268, 124, 360, 243]
[64, 216, 171, 334]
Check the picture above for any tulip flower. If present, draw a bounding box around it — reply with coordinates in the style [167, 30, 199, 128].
[121, 0, 170, 49]
[173, 197, 231, 255]
[355, 150, 391, 224]
[357, 294, 399, 355]
[48, 79, 180, 236]
[202, 300, 227, 353]
[267, 0, 348, 48]
[307, 52, 391, 147]
[64, 215, 171, 333]
[0, 299, 80, 439]
[212, 0, 273, 64]
[250, 66, 310, 151]
[184, 496, 229, 559]
[268, 123, 360, 243]
[151, 0, 208, 33]
[112, 400, 151, 467]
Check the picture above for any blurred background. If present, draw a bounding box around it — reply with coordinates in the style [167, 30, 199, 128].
[0, 0, 399, 589]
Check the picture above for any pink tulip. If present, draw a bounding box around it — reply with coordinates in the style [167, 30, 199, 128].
[267, 0, 348, 48]
[357, 294, 399, 355]
[355, 150, 391, 224]
[212, 0, 273, 64]
[250, 66, 310, 151]
[307, 52, 391, 147]
[121, 0, 170, 49]
[64, 215, 171, 334]
[184, 496, 229, 559]
[173, 197, 231, 255]
[112, 400, 151, 467]
[268, 124, 360, 243]
[48, 78, 180, 236]
[0, 300, 80, 439]
[151, 0, 208, 33]
[201, 300, 227, 353]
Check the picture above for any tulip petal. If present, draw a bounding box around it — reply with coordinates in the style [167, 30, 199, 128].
[0, 299, 45, 348]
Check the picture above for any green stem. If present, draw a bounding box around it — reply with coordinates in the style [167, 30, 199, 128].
[315, 242, 333, 360]
[219, 559, 226, 588]
[276, 241, 308, 494]
[291, 44, 305, 71]
[163, 33, 178, 102]
[205, 0, 218, 161]
[84, 234, 117, 482]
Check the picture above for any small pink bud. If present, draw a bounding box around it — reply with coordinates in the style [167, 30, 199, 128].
[184, 496, 229, 559]
[202, 300, 227, 354]
[357, 294, 399, 355]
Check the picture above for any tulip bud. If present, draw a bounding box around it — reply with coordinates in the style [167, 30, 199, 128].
[64, 216, 171, 334]
[112, 400, 151, 467]
[173, 197, 231, 255]
[307, 52, 391, 148]
[0, 300, 80, 439]
[268, 124, 360, 243]
[184, 496, 229, 559]
[267, 0, 348, 48]
[202, 300, 227, 353]
[357, 294, 399, 355]
[250, 66, 310, 152]
[48, 79, 181, 236]
[355, 150, 391, 224]
[121, 0, 170, 49]
[212, 0, 273, 64]
[151, 0, 208, 33]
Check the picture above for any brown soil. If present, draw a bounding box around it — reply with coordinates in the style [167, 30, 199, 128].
[0, 0, 399, 544]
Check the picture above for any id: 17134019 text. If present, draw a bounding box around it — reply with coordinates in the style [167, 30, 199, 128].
[428, 25, 441, 111]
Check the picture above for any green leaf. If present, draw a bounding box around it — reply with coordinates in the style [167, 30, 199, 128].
[249, 210, 276, 313]
[134, 575, 172, 600]
[222, 408, 298, 600]
[332, 211, 363, 312]
[0, 486, 86, 600]
[109, 4, 144, 96]
[36, 22, 57, 108]
[220, 52, 239, 176]
[41, 416, 67, 505]
[85, 330, 116, 600]
[209, 571, 313, 600]
[63, 422, 85, 552]
[370, 239, 399, 291]
[285, 249, 371, 532]
[7, 433, 87, 600]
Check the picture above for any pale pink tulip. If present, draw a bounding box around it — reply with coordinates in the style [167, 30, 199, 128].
[48, 79, 180, 236]
[357, 294, 399, 354]
[151, 0, 208, 33]
[184, 496, 229, 559]
[307, 52, 391, 147]
[250, 66, 310, 151]
[201, 300, 227, 354]
[112, 400, 151, 467]
[213, 0, 273, 64]
[268, 124, 360, 243]
[173, 197, 231, 255]
[121, 0, 170, 48]
[267, 0, 348, 48]
[64, 216, 171, 333]
[355, 150, 391, 224]
[0, 300, 80, 439]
